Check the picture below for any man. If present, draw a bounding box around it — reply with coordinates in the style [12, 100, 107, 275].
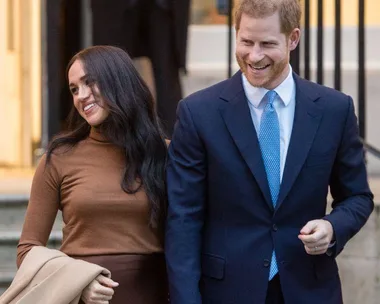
[165, 0, 374, 303]
[91, 0, 190, 137]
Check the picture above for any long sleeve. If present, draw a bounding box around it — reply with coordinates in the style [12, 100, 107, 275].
[324, 97, 374, 256]
[165, 100, 206, 304]
[17, 153, 61, 267]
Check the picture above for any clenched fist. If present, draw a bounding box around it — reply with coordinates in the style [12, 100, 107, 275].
[298, 219, 334, 255]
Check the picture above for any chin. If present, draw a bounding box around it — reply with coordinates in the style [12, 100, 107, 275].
[87, 119, 103, 127]
[247, 76, 270, 88]
[84, 114, 108, 127]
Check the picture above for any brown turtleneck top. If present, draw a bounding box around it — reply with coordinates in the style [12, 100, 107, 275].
[17, 129, 163, 267]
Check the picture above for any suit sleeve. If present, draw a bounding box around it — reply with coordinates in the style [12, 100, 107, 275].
[324, 96, 374, 256]
[165, 99, 206, 304]
[17, 154, 60, 267]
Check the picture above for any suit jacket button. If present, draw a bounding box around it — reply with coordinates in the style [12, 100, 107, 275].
[263, 259, 270, 267]
[272, 224, 278, 231]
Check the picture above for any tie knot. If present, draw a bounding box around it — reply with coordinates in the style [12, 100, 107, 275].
[266, 90, 277, 106]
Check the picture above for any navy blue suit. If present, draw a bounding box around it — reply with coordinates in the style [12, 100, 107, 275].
[165, 72, 374, 304]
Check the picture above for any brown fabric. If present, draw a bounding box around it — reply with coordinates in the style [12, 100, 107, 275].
[17, 129, 163, 267]
[75, 253, 168, 304]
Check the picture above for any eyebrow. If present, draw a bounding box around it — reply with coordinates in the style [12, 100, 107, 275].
[69, 74, 89, 87]
[240, 37, 278, 43]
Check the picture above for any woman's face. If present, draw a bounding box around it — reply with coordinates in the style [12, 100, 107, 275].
[68, 59, 109, 127]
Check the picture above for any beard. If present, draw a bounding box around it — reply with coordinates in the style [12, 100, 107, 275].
[236, 54, 289, 89]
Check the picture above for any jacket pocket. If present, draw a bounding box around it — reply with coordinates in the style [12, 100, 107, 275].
[314, 256, 339, 280]
[201, 253, 225, 280]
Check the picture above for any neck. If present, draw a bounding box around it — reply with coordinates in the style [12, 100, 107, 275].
[89, 127, 108, 142]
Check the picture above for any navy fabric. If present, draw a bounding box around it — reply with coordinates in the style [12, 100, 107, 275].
[165, 71, 373, 304]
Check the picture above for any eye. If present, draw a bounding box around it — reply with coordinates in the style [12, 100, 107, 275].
[241, 39, 252, 45]
[70, 87, 78, 95]
[85, 77, 95, 86]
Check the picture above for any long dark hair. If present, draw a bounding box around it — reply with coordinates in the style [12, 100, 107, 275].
[47, 45, 168, 229]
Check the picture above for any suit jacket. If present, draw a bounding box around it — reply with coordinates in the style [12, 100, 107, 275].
[0, 247, 110, 304]
[91, 0, 190, 70]
[165, 71, 374, 304]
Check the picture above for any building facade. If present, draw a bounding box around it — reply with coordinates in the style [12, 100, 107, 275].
[0, 0, 379, 168]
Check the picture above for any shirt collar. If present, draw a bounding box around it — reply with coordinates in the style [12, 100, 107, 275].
[242, 64, 295, 108]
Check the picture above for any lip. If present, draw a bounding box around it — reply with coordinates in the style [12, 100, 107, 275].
[83, 102, 98, 115]
[248, 63, 270, 74]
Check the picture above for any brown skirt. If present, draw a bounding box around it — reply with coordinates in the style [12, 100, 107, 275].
[73, 253, 168, 304]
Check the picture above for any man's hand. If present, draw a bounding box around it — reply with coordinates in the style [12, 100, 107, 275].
[298, 219, 334, 255]
[81, 274, 119, 304]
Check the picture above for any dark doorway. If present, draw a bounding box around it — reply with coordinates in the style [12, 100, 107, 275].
[43, 0, 83, 142]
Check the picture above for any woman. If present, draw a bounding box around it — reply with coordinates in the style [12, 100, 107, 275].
[17, 45, 169, 304]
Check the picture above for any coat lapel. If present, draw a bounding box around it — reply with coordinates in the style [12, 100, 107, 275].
[276, 74, 323, 211]
[219, 72, 273, 210]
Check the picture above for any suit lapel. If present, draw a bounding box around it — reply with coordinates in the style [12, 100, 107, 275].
[219, 72, 273, 210]
[276, 74, 323, 211]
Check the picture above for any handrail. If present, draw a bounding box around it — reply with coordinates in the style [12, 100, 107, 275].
[361, 139, 380, 159]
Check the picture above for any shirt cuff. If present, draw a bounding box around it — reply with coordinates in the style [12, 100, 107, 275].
[326, 241, 336, 256]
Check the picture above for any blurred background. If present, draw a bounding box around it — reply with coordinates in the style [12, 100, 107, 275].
[0, 0, 380, 170]
[0, 0, 380, 302]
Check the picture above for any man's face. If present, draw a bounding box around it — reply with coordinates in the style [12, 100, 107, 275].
[235, 12, 299, 89]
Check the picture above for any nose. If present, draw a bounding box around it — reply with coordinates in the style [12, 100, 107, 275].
[248, 44, 265, 63]
[78, 84, 91, 101]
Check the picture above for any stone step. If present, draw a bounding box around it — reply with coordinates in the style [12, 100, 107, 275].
[0, 194, 63, 230]
[0, 230, 62, 270]
[0, 270, 14, 295]
[0, 194, 29, 231]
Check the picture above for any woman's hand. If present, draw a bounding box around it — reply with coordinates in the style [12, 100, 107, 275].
[81, 274, 119, 304]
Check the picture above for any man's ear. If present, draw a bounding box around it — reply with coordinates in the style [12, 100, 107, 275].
[288, 28, 301, 51]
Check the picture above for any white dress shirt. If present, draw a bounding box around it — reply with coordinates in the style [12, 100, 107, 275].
[242, 65, 296, 181]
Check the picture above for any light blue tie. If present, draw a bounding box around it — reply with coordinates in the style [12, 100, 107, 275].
[258, 90, 280, 281]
